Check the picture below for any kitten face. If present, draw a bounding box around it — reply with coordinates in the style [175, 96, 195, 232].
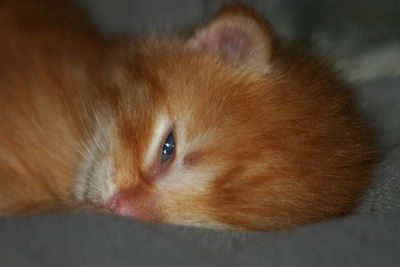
[75, 52, 270, 228]
[73, 5, 375, 230]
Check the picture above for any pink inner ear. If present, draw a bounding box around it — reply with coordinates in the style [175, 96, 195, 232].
[189, 26, 253, 60]
[214, 27, 252, 59]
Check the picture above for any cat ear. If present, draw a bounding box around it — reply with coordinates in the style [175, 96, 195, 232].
[186, 4, 275, 71]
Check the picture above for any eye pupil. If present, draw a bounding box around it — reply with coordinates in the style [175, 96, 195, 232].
[161, 132, 175, 163]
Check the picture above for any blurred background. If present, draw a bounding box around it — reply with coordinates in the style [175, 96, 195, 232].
[75, 0, 400, 153]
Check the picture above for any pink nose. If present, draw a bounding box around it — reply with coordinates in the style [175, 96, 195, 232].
[105, 191, 160, 222]
[107, 192, 128, 215]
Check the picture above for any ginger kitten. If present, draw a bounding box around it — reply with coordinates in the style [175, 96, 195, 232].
[0, 1, 376, 230]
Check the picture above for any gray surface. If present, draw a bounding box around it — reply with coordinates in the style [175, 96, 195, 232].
[1, 212, 399, 267]
[358, 143, 400, 215]
[77, 0, 204, 33]
[355, 78, 400, 151]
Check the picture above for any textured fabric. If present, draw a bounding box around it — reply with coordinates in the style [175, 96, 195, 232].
[1, 212, 400, 267]
[355, 78, 400, 151]
[358, 144, 400, 214]
[77, 0, 204, 33]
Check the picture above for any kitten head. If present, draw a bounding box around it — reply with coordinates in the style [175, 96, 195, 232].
[75, 4, 375, 230]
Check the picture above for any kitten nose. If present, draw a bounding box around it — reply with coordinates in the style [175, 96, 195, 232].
[106, 192, 124, 214]
[106, 191, 160, 222]
[106, 191, 137, 217]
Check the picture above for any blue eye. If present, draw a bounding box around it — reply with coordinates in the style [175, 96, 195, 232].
[161, 131, 175, 163]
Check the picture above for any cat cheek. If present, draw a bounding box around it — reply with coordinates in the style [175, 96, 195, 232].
[74, 151, 116, 206]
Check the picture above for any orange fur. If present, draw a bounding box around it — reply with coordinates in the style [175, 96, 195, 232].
[0, 1, 377, 230]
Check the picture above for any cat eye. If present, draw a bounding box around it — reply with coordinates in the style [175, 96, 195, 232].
[161, 131, 175, 163]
